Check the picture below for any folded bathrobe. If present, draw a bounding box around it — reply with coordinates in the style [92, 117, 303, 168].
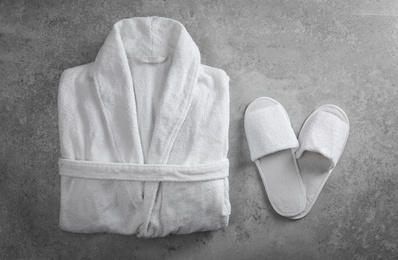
[58, 17, 231, 237]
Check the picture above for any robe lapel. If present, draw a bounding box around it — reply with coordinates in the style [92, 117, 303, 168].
[92, 24, 145, 164]
[146, 28, 200, 164]
[92, 17, 200, 165]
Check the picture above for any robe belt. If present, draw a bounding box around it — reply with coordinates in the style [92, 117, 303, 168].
[58, 158, 229, 182]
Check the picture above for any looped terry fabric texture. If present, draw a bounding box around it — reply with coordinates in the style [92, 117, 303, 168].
[58, 17, 231, 237]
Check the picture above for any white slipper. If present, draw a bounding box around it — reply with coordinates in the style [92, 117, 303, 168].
[290, 104, 350, 219]
[244, 97, 306, 217]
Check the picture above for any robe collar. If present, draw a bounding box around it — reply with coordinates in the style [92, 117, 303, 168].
[92, 17, 200, 164]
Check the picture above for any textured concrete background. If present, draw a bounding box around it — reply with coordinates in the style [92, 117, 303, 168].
[1, 0, 398, 259]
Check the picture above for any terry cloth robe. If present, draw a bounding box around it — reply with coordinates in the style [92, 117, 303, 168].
[57, 17, 231, 237]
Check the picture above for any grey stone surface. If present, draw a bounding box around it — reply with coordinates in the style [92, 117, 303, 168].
[1, 0, 397, 259]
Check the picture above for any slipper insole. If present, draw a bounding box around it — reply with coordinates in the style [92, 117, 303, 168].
[297, 151, 330, 207]
[256, 149, 305, 216]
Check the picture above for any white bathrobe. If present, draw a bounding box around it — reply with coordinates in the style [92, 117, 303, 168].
[57, 17, 230, 237]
